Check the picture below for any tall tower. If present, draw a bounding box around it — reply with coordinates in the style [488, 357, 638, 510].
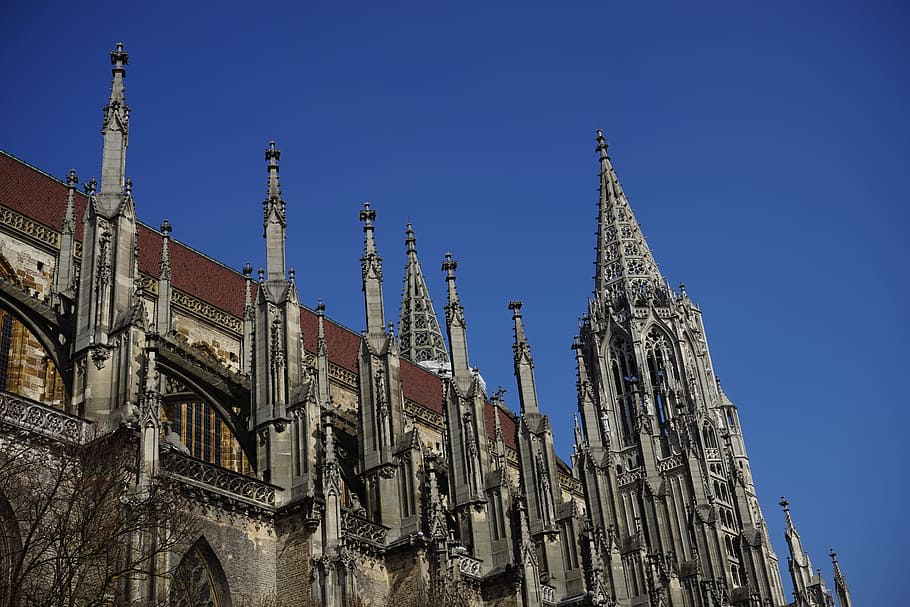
[572, 130, 787, 606]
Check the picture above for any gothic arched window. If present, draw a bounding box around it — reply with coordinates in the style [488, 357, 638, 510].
[170, 537, 232, 607]
[609, 337, 638, 446]
[644, 328, 681, 441]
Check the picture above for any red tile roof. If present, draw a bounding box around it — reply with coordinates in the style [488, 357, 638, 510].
[483, 399, 518, 450]
[0, 150, 516, 430]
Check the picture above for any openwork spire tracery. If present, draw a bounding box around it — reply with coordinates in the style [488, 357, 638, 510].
[594, 130, 667, 307]
[399, 224, 448, 365]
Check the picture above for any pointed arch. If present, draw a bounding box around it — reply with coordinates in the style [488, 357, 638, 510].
[643, 326, 683, 446]
[607, 335, 639, 447]
[171, 536, 232, 607]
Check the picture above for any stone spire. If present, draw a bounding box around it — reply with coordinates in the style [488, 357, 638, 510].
[156, 220, 172, 334]
[442, 253, 471, 391]
[263, 141, 287, 291]
[360, 202, 386, 336]
[829, 549, 853, 607]
[572, 338, 604, 451]
[510, 301, 540, 415]
[316, 301, 331, 408]
[780, 497, 825, 605]
[399, 224, 448, 367]
[54, 169, 78, 300]
[98, 42, 130, 216]
[242, 263, 254, 373]
[491, 389, 508, 470]
[593, 129, 663, 305]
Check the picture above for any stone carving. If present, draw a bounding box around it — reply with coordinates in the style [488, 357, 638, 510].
[161, 449, 276, 506]
[457, 554, 483, 579]
[540, 583, 556, 605]
[342, 509, 388, 550]
[0, 391, 86, 443]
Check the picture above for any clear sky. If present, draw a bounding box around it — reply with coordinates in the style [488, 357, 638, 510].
[2, 1, 906, 604]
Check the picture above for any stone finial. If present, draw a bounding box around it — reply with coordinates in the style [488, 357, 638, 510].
[405, 223, 416, 253]
[595, 128, 609, 161]
[84, 177, 97, 196]
[125, 177, 132, 196]
[316, 299, 325, 314]
[258, 267, 264, 282]
[66, 169, 78, 187]
[265, 140, 281, 165]
[359, 201, 376, 226]
[160, 219, 172, 237]
[243, 262, 253, 279]
[289, 267, 296, 284]
[110, 42, 128, 70]
[441, 252, 457, 277]
[509, 300, 523, 316]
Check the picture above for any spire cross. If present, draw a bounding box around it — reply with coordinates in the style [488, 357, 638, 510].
[159, 219, 171, 237]
[110, 42, 128, 71]
[492, 386, 507, 402]
[66, 169, 78, 187]
[508, 300, 523, 317]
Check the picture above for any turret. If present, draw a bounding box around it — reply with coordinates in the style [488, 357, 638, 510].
[399, 224, 448, 370]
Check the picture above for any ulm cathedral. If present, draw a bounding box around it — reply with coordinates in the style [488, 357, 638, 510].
[0, 44, 853, 607]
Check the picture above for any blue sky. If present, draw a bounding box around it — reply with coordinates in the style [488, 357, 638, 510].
[2, 1, 906, 604]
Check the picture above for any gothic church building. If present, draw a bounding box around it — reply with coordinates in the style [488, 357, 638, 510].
[0, 44, 853, 607]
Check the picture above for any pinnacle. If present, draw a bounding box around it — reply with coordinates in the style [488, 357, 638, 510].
[110, 42, 128, 71]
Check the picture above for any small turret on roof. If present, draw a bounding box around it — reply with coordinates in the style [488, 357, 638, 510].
[399, 223, 448, 369]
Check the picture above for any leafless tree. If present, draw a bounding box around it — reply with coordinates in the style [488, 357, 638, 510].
[0, 427, 197, 607]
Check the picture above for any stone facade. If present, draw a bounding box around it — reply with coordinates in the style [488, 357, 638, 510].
[0, 45, 854, 607]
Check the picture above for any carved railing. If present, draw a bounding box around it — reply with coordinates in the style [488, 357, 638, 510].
[160, 450, 276, 507]
[617, 467, 646, 486]
[457, 554, 483, 579]
[541, 583, 556, 605]
[704, 447, 720, 460]
[657, 454, 685, 472]
[341, 509, 388, 551]
[0, 391, 88, 443]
